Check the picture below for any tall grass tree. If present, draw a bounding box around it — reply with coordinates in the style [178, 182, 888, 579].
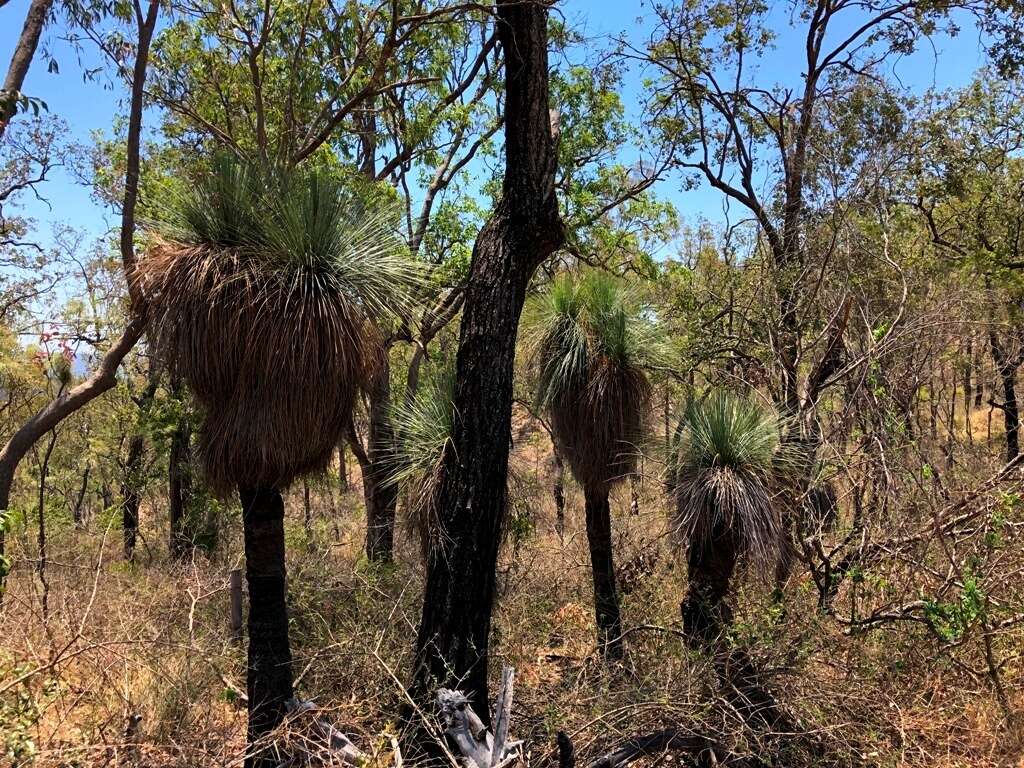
[530, 272, 658, 658]
[139, 158, 417, 768]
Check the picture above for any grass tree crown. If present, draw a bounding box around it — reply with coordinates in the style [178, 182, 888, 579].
[527, 271, 661, 491]
[668, 391, 803, 567]
[139, 157, 422, 495]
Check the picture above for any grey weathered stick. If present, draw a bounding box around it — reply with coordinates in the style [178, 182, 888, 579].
[489, 666, 514, 766]
[437, 689, 493, 768]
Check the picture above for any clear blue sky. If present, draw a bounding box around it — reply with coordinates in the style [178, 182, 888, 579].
[1, 0, 990, 250]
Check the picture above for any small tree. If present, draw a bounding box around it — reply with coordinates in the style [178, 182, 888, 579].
[668, 392, 800, 645]
[530, 272, 657, 657]
[139, 158, 417, 767]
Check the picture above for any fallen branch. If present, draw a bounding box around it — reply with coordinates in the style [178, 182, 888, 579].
[437, 665, 523, 768]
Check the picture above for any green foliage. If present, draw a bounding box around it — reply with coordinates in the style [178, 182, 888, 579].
[530, 272, 663, 411]
[0, 657, 57, 766]
[386, 369, 455, 492]
[923, 573, 986, 643]
[155, 157, 422, 320]
[669, 391, 803, 565]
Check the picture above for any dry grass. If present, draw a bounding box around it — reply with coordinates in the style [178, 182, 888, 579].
[1, 425, 1023, 767]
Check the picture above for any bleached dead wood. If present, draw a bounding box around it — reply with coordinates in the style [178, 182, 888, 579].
[437, 665, 523, 768]
[281, 699, 367, 767]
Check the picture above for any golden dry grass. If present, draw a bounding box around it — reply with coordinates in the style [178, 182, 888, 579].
[1, 425, 1022, 767]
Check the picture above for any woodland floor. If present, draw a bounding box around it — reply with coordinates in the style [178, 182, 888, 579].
[1, 413, 1022, 768]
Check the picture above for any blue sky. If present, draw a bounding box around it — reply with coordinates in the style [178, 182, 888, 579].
[0, 0, 991, 251]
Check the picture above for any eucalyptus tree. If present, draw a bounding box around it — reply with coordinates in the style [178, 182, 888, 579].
[139, 159, 418, 766]
[0, 0, 54, 141]
[641, 0, 1001, 418]
[408, 0, 564, 717]
[529, 272, 658, 658]
[0, 0, 158, 595]
[908, 78, 1024, 462]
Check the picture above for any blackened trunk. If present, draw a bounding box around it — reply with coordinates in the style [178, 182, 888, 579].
[964, 336, 973, 420]
[552, 448, 565, 539]
[72, 463, 90, 527]
[240, 487, 293, 768]
[990, 330, 1020, 462]
[409, 0, 564, 717]
[168, 408, 193, 558]
[999, 369, 1019, 462]
[584, 484, 623, 658]
[121, 433, 145, 561]
[681, 525, 739, 647]
[363, 360, 398, 563]
[337, 442, 348, 494]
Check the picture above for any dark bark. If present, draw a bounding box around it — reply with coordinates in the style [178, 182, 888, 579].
[72, 463, 90, 527]
[36, 429, 57, 621]
[168, 397, 194, 558]
[964, 336, 973, 421]
[682, 525, 796, 736]
[337, 442, 348, 493]
[0, 0, 54, 141]
[584, 484, 623, 658]
[552, 448, 565, 539]
[121, 433, 144, 561]
[409, 0, 564, 716]
[362, 362, 398, 563]
[121, 373, 158, 561]
[240, 486, 294, 768]
[990, 330, 1020, 462]
[681, 525, 738, 647]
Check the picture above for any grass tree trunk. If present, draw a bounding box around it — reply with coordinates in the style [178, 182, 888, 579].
[409, 0, 564, 717]
[363, 361, 398, 563]
[680, 525, 739, 647]
[337, 442, 348, 494]
[168, 408, 193, 558]
[583, 484, 623, 658]
[240, 487, 293, 768]
[121, 433, 145, 561]
[552, 448, 565, 539]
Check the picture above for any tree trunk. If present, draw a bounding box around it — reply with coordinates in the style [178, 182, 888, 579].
[584, 484, 623, 658]
[0, 0, 157, 595]
[168, 402, 193, 558]
[990, 330, 1020, 462]
[681, 525, 738, 647]
[72, 463, 90, 527]
[121, 433, 145, 561]
[0, 0, 54, 141]
[362, 360, 398, 563]
[552, 448, 565, 540]
[122, 372, 158, 561]
[240, 486, 294, 768]
[302, 481, 312, 536]
[337, 442, 348, 494]
[409, 0, 564, 717]
[36, 429, 57, 621]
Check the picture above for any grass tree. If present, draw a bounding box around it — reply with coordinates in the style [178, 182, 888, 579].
[387, 369, 455, 558]
[139, 158, 416, 767]
[530, 272, 657, 658]
[668, 391, 801, 645]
